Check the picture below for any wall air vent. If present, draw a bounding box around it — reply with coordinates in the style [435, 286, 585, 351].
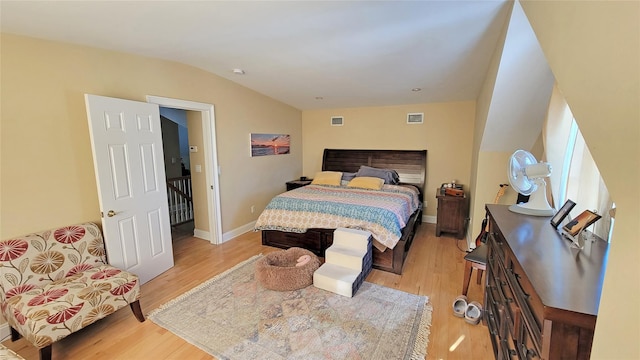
[407, 113, 424, 124]
[331, 116, 344, 126]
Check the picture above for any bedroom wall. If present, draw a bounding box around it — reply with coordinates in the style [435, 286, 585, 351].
[520, 1, 640, 357]
[186, 111, 210, 234]
[0, 33, 302, 240]
[468, 1, 510, 243]
[301, 102, 475, 219]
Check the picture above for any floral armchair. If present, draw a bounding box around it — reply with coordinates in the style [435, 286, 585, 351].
[0, 223, 144, 360]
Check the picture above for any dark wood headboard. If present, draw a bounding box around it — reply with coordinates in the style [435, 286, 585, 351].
[322, 149, 427, 199]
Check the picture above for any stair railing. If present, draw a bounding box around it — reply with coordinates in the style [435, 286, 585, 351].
[166, 176, 193, 226]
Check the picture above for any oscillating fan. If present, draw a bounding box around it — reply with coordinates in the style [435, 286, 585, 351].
[507, 149, 555, 216]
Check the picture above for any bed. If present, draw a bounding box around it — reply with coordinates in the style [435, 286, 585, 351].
[257, 149, 427, 274]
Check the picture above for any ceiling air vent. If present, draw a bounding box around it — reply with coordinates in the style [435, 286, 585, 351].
[331, 116, 344, 126]
[407, 113, 424, 124]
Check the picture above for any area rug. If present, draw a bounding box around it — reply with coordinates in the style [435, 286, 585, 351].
[149, 255, 432, 360]
[0, 344, 24, 360]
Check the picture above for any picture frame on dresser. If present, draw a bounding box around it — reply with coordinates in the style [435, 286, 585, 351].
[562, 209, 602, 237]
[550, 199, 576, 228]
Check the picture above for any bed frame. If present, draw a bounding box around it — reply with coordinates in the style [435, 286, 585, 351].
[261, 149, 427, 274]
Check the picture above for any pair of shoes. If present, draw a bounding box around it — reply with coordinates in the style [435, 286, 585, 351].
[452, 295, 483, 325]
[452, 295, 467, 317]
[465, 301, 483, 325]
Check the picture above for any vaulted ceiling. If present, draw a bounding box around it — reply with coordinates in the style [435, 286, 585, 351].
[1, 1, 512, 110]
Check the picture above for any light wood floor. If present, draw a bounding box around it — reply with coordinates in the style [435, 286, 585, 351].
[3, 223, 493, 360]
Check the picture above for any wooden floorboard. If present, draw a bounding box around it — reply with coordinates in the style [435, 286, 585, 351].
[2, 223, 493, 359]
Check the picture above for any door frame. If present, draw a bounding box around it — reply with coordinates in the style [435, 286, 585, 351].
[147, 95, 223, 245]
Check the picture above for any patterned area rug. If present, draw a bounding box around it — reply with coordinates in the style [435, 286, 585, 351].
[0, 344, 24, 360]
[149, 255, 431, 360]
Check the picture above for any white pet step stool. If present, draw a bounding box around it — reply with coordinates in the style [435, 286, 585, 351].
[313, 228, 373, 297]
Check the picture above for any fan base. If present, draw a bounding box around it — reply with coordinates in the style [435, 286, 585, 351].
[508, 204, 555, 217]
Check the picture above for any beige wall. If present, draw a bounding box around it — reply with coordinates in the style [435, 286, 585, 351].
[0, 33, 302, 240]
[185, 111, 209, 232]
[520, 1, 640, 357]
[469, 1, 510, 242]
[302, 102, 475, 217]
[470, 1, 639, 356]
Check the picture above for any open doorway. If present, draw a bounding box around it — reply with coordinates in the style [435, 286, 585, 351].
[160, 108, 194, 242]
[147, 95, 223, 246]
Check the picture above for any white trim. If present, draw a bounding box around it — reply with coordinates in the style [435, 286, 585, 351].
[222, 221, 257, 243]
[423, 215, 436, 224]
[466, 228, 475, 251]
[146, 95, 223, 245]
[193, 228, 211, 241]
[407, 112, 424, 124]
[0, 323, 10, 342]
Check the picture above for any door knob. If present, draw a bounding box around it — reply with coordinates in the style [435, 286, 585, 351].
[107, 210, 117, 217]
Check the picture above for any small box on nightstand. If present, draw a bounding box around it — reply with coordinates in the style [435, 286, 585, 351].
[286, 179, 313, 191]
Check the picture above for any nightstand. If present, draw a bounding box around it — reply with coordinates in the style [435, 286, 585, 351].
[286, 179, 313, 191]
[435, 193, 468, 239]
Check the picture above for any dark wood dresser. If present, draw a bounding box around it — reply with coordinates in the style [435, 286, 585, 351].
[484, 204, 608, 360]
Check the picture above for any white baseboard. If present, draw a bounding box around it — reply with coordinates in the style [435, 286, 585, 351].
[465, 230, 474, 251]
[423, 215, 436, 224]
[0, 322, 10, 342]
[193, 228, 210, 241]
[222, 221, 256, 243]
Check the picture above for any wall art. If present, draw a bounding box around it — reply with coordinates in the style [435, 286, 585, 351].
[250, 133, 290, 156]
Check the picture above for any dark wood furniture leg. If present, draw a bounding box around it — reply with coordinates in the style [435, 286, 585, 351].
[130, 300, 146, 322]
[40, 345, 52, 360]
[476, 267, 484, 285]
[462, 262, 485, 296]
[462, 260, 473, 296]
[10, 326, 20, 341]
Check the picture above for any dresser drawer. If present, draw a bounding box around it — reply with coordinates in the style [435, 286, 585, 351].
[496, 258, 519, 339]
[519, 323, 541, 359]
[485, 282, 500, 337]
[498, 336, 518, 360]
[485, 204, 604, 360]
[488, 230, 506, 262]
[263, 229, 324, 253]
[506, 260, 543, 351]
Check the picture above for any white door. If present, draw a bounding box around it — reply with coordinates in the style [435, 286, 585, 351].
[85, 94, 174, 284]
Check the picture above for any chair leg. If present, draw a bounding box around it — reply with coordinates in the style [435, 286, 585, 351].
[476, 269, 484, 285]
[130, 300, 146, 322]
[39, 345, 52, 360]
[462, 260, 473, 296]
[10, 326, 21, 341]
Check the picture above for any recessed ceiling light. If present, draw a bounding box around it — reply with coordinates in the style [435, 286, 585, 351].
[411, 88, 422, 92]
[232, 68, 245, 75]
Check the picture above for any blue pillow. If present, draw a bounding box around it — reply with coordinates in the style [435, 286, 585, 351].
[356, 166, 400, 184]
[341, 172, 357, 181]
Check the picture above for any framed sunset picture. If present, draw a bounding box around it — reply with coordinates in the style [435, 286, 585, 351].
[250, 133, 290, 157]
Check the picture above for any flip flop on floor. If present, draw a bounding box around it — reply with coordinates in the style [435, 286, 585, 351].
[465, 301, 483, 325]
[452, 295, 468, 318]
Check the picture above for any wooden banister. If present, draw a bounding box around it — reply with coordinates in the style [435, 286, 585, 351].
[166, 176, 193, 226]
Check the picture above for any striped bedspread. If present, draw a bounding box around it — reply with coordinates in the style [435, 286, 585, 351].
[254, 184, 421, 249]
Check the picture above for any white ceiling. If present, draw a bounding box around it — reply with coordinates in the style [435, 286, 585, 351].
[0, 0, 512, 110]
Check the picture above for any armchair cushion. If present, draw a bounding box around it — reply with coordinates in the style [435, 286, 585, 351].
[0, 223, 141, 350]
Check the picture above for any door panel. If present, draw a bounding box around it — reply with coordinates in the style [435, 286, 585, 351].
[109, 144, 132, 199]
[85, 94, 174, 284]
